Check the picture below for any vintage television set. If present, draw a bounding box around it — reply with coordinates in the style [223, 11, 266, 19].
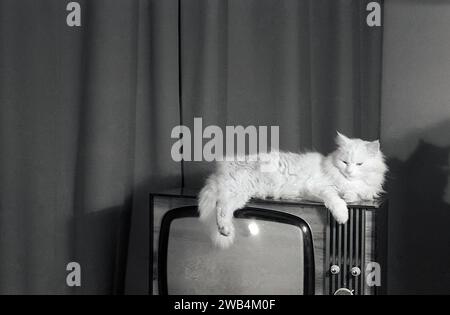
[150, 188, 387, 295]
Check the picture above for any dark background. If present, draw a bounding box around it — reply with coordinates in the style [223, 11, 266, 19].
[381, 0, 450, 294]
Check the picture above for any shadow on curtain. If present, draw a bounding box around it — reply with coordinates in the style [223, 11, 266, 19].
[386, 120, 450, 294]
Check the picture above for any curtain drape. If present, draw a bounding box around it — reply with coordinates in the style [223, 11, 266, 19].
[0, 0, 382, 294]
[0, 0, 180, 294]
[180, 0, 383, 187]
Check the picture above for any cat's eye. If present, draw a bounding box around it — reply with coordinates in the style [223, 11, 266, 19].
[342, 160, 348, 165]
[357, 162, 363, 166]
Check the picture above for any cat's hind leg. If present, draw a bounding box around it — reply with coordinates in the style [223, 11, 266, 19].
[216, 202, 233, 237]
[214, 192, 250, 248]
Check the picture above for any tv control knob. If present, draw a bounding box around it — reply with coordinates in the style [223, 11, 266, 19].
[330, 265, 340, 275]
[334, 288, 354, 295]
[351, 267, 361, 277]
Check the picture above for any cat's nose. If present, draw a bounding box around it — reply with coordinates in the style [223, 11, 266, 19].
[346, 167, 355, 176]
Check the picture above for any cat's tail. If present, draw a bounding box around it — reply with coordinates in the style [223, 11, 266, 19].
[198, 175, 218, 222]
[198, 175, 235, 249]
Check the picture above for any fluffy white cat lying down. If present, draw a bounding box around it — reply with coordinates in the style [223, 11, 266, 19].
[198, 132, 387, 248]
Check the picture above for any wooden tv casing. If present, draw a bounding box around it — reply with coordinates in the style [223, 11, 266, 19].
[150, 188, 387, 295]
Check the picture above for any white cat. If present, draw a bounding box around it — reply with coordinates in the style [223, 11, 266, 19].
[198, 132, 387, 248]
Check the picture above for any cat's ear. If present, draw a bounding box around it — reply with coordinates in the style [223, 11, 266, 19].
[336, 131, 350, 147]
[366, 140, 380, 155]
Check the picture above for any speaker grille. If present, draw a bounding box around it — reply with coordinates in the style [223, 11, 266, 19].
[328, 208, 366, 295]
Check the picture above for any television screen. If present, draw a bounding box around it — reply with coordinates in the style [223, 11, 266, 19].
[163, 214, 308, 295]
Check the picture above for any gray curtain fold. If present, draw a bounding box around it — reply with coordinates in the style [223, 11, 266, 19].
[0, 0, 180, 294]
[181, 0, 383, 188]
[0, 0, 382, 294]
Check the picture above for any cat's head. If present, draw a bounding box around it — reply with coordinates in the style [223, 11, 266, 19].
[332, 132, 386, 180]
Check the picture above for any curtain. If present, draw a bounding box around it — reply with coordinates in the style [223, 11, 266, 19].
[0, 0, 180, 294]
[180, 0, 383, 187]
[0, 0, 383, 294]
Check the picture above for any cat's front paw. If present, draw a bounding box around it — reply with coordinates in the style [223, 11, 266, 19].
[328, 199, 349, 224]
[361, 192, 377, 201]
[342, 191, 359, 203]
[218, 221, 233, 236]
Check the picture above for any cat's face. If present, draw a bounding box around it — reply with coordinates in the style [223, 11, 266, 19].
[333, 132, 383, 180]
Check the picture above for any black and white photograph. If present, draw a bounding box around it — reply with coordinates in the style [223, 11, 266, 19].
[0, 0, 449, 299]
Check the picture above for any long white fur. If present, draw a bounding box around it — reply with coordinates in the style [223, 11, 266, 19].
[198, 132, 387, 248]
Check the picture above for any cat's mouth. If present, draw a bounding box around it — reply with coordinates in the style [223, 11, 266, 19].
[341, 171, 356, 180]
